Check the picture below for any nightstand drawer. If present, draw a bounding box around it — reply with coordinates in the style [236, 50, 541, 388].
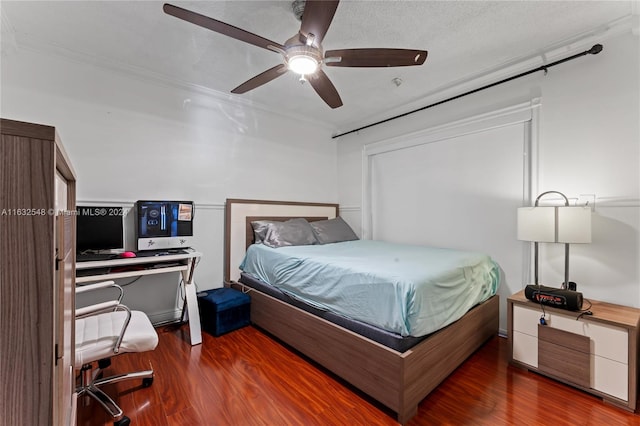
[549, 314, 627, 363]
[593, 355, 628, 401]
[513, 330, 538, 367]
[538, 325, 590, 388]
[513, 304, 541, 336]
[513, 304, 628, 363]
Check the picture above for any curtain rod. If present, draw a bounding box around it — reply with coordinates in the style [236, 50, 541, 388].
[332, 44, 603, 139]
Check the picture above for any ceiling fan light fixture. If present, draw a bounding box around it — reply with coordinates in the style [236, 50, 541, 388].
[288, 55, 318, 75]
[286, 45, 321, 75]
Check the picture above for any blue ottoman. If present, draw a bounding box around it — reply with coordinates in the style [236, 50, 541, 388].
[197, 288, 251, 336]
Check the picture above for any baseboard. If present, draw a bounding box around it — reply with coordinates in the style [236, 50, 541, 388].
[148, 309, 183, 326]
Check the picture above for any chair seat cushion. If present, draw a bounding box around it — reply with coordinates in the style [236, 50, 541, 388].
[76, 310, 159, 366]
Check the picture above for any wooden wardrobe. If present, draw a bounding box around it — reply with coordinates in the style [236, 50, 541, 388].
[1, 118, 77, 425]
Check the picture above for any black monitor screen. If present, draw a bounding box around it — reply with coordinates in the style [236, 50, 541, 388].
[136, 201, 194, 239]
[76, 206, 124, 252]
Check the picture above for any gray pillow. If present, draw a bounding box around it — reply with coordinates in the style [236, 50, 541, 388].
[262, 218, 318, 248]
[250, 220, 274, 244]
[309, 217, 359, 244]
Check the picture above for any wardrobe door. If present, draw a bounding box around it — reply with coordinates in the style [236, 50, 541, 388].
[55, 168, 77, 426]
[0, 130, 55, 425]
[1, 118, 77, 426]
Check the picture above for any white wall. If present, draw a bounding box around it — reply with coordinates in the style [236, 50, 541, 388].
[1, 48, 338, 323]
[337, 29, 640, 333]
[2, 22, 638, 335]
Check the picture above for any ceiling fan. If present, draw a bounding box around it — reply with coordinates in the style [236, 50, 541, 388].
[163, 1, 427, 109]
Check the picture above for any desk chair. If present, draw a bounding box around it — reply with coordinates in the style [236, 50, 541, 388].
[76, 281, 159, 426]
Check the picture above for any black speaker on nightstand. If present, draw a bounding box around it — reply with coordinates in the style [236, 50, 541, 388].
[524, 285, 583, 311]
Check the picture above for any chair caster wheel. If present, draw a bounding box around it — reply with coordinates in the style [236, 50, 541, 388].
[114, 416, 130, 426]
[142, 377, 154, 387]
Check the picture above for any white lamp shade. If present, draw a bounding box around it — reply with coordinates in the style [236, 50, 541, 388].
[557, 206, 592, 243]
[517, 207, 556, 242]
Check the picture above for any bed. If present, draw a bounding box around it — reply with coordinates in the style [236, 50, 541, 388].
[224, 199, 499, 423]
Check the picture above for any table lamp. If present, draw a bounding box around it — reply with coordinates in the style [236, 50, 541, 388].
[517, 191, 592, 290]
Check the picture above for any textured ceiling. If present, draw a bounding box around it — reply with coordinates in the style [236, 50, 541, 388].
[1, 1, 635, 132]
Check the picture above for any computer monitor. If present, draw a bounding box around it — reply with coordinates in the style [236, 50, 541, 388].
[76, 206, 124, 253]
[136, 200, 194, 251]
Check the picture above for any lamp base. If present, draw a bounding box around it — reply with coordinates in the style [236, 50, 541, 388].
[524, 285, 583, 311]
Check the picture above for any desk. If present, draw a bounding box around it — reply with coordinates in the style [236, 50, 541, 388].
[76, 251, 203, 346]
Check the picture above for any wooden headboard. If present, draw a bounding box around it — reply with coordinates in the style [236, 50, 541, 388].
[224, 199, 339, 282]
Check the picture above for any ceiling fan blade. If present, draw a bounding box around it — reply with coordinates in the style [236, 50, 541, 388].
[299, 0, 339, 47]
[231, 64, 288, 94]
[308, 70, 343, 109]
[325, 48, 428, 67]
[163, 3, 284, 52]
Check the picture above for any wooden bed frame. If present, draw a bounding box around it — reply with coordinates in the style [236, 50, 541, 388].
[224, 199, 499, 424]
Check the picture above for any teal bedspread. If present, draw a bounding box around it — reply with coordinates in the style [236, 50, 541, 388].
[240, 240, 500, 337]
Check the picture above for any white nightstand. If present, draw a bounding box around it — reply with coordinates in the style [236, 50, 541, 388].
[508, 289, 640, 412]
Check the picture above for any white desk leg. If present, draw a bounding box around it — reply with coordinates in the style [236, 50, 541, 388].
[183, 281, 202, 345]
[181, 258, 202, 346]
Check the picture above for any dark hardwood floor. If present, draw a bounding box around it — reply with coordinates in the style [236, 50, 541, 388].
[77, 324, 640, 425]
